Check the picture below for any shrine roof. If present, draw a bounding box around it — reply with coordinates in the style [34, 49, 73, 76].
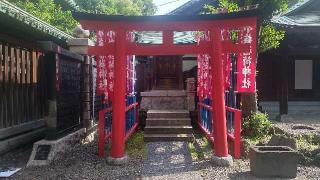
[73, 8, 258, 22]
[0, 0, 73, 47]
[272, 0, 320, 27]
[167, 0, 216, 15]
[74, 8, 258, 45]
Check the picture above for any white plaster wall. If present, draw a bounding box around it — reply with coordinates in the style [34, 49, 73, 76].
[295, 60, 313, 89]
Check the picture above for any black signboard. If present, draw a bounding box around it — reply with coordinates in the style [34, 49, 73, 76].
[34, 145, 51, 160]
[56, 57, 82, 133]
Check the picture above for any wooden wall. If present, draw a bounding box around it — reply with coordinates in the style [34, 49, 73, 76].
[0, 42, 47, 129]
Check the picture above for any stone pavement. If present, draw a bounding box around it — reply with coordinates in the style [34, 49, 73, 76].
[141, 142, 204, 180]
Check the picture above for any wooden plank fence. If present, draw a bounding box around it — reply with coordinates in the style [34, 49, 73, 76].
[0, 42, 47, 129]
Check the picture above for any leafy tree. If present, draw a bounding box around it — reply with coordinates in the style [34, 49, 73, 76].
[203, 0, 289, 53]
[7, 0, 157, 35]
[74, 0, 157, 15]
[203, 0, 295, 117]
[7, 0, 78, 35]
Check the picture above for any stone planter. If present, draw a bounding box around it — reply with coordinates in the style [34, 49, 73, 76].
[249, 146, 298, 178]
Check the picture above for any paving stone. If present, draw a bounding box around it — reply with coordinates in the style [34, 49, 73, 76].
[141, 142, 203, 179]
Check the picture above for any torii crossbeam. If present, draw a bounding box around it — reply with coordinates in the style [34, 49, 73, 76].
[74, 9, 257, 163]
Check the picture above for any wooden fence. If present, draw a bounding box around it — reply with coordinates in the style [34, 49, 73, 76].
[0, 42, 47, 129]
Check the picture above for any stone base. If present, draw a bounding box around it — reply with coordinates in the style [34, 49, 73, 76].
[211, 155, 233, 167]
[107, 155, 128, 165]
[67, 38, 94, 55]
[140, 90, 187, 110]
[27, 128, 86, 167]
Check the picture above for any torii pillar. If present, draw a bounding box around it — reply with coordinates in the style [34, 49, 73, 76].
[211, 28, 233, 166]
[107, 30, 128, 165]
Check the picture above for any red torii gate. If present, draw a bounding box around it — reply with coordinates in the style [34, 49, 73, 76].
[74, 9, 257, 161]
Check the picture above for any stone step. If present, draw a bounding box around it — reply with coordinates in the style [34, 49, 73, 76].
[261, 107, 280, 113]
[259, 101, 279, 106]
[144, 134, 194, 142]
[288, 101, 320, 106]
[146, 118, 191, 126]
[267, 113, 279, 121]
[147, 110, 189, 118]
[288, 106, 320, 111]
[144, 125, 193, 134]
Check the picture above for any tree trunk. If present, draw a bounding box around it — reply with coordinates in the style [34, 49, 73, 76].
[241, 93, 257, 118]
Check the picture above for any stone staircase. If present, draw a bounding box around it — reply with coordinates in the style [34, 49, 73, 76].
[144, 110, 194, 142]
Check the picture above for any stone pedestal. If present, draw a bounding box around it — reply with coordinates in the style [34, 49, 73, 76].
[27, 128, 86, 166]
[107, 155, 129, 165]
[67, 38, 94, 55]
[212, 155, 233, 167]
[140, 90, 187, 110]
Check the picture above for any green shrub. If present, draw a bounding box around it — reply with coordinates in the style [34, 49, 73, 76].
[242, 111, 272, 139]
[126, 130, 147, 158]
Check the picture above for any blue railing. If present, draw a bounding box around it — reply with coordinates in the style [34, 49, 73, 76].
[198, 98, 213, 134]
[225, 91, 236, 133]
[225, 55, 237, 134]
[125, 95, 139, 140]
[225, 54, 242, 159]
[125, 95, 137, 133]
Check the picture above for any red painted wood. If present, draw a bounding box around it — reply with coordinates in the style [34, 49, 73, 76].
[89, 43, 211, 56]
[211, 28, 228, 157]
[125, 102, 138, 111]
[163, 30, 173, 46]
[198, 102, 213, 111]
[125, 122, 138, 141]
[80, 17, 256, 31]
[83, 15, 257, 159]
[126, 43, 211, 55]
[198, 121, 215, 143]
[111, 30, 126, 158]
[98, 107, 112, 157]
[221, 42, 251, 53]
[225, 106, 242, 159]
[124, 103, 139, 141]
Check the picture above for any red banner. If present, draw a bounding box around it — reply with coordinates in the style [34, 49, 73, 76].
[197, 54, 212, 100]
[95, 30, 116, 102]
[220, 25, 256, 93]
[126, 55, 134, 94]
[237, 52, 256, 93]
[223, 53, 231, 90]
[96, 55, 107, 98]
[236, 25, 256, 93]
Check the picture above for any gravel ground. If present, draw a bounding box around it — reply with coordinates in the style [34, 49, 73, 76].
[12, 139, 144, 180]
[141, 142, 320, 180]
[6, 138, 320, 180]
[272, 121, 320, 137]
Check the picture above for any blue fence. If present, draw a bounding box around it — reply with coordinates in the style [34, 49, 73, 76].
[125, 95, 138, 134]
[199, 98, 213, 133]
